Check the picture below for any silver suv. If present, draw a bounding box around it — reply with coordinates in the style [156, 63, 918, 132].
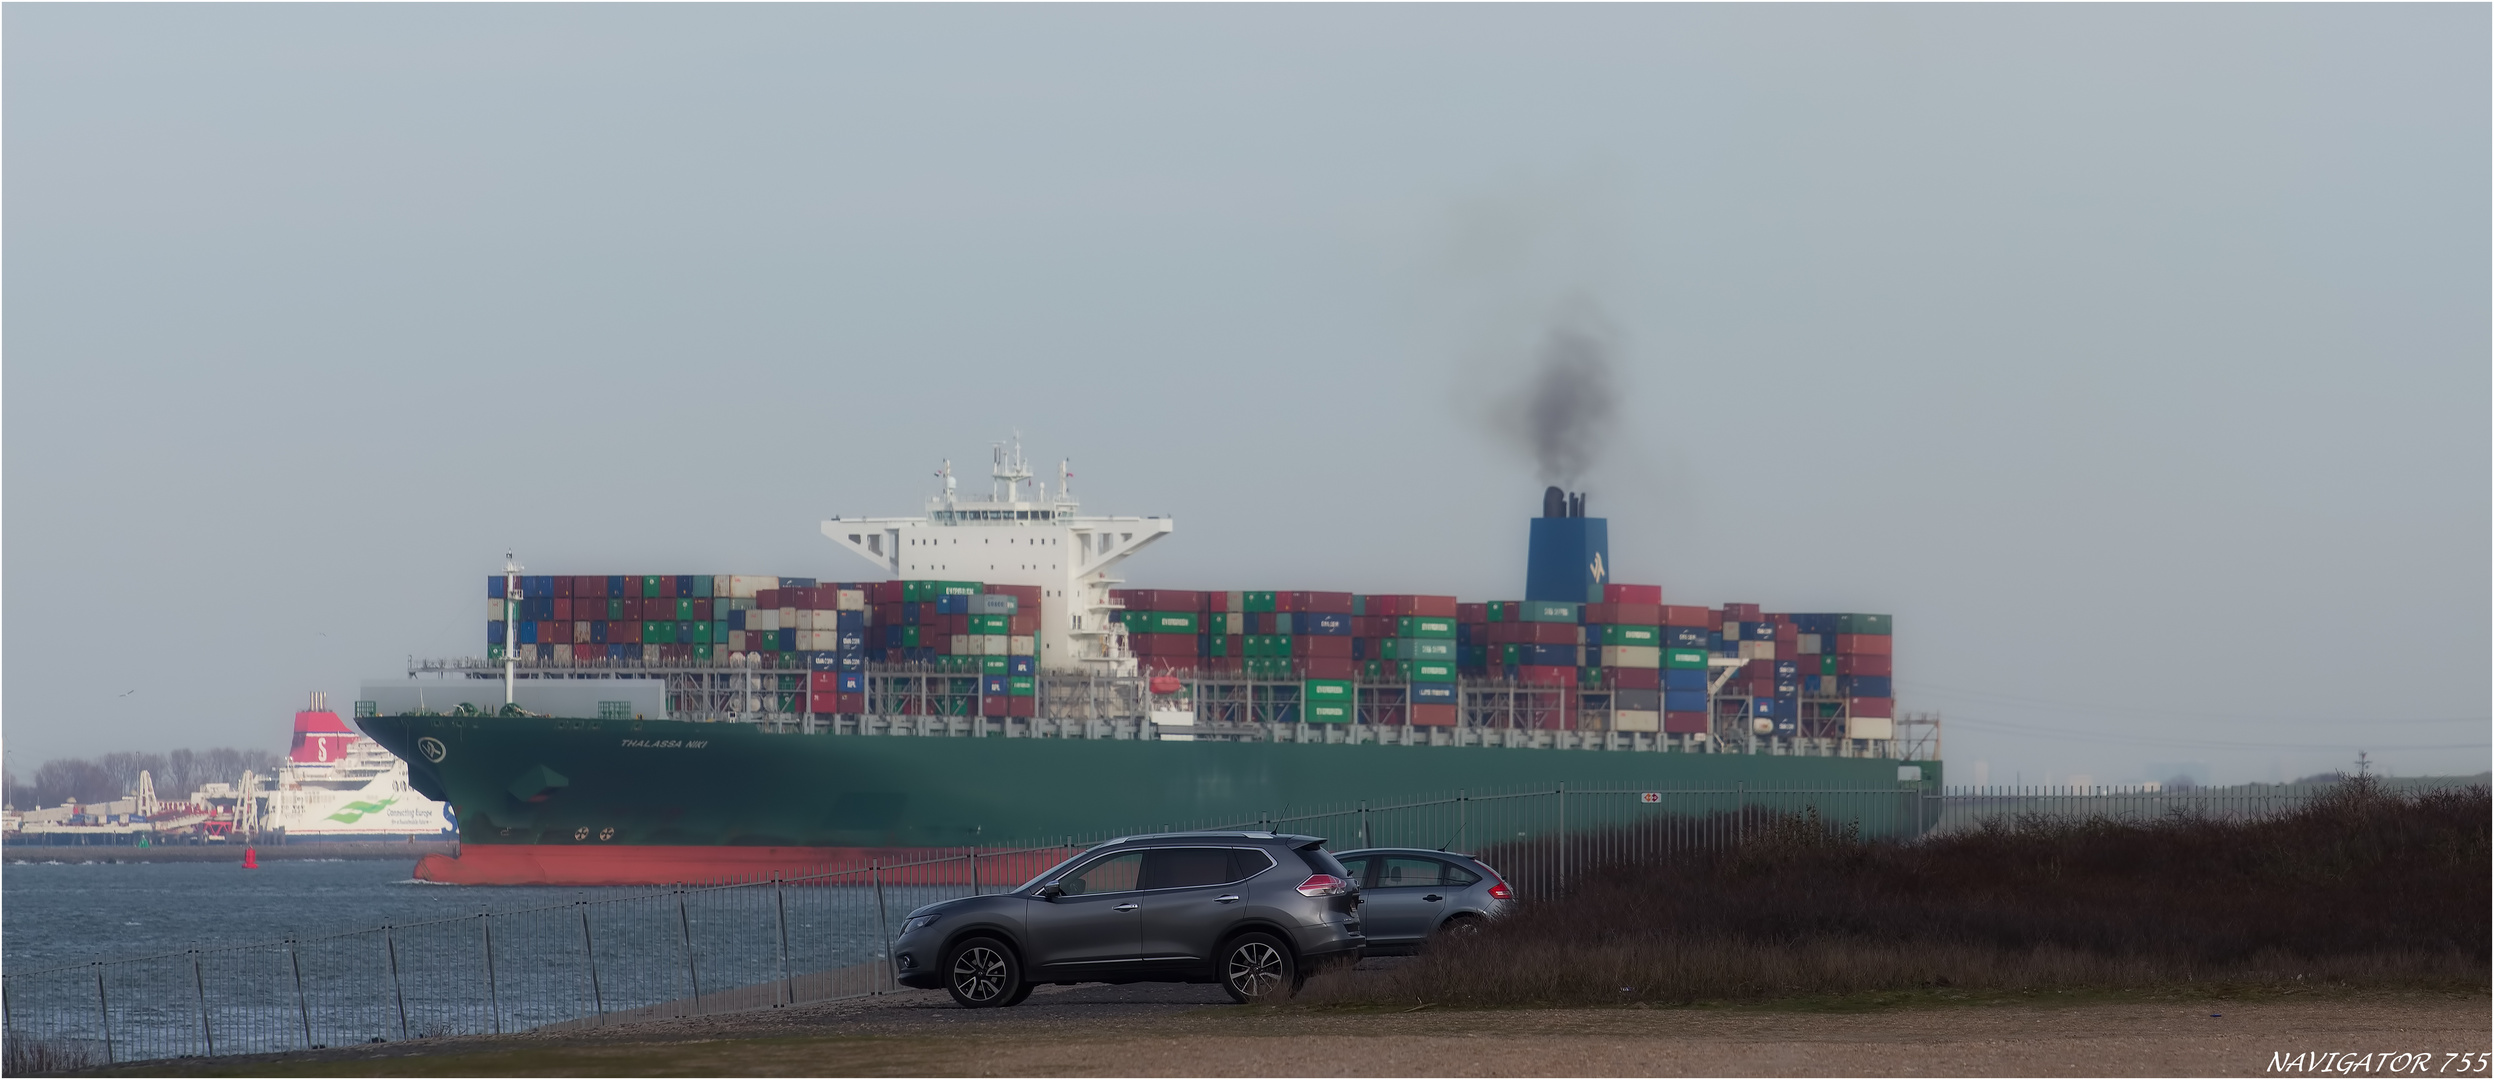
[892, 832, 1366, 1007]
[1332, 848, 1514, 954]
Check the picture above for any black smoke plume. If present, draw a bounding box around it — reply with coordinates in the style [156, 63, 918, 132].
[1518, 315, 1618, 486]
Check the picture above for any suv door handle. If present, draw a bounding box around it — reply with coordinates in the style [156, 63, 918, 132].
[1113, 903, 1140, 912]
[1423, 894, 1444, 902]
[1213, 894, 1241, 904]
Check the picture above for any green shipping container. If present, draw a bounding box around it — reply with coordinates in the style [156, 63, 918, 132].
[1408, 660, 1458, 682]
[642, 575, 662, 598]
[1601, 625, 1663, 646]
[712, 621, 730, 644]
[1243, 591, 1278, 612]
[1486, 601, 1506, 622]
[1142, 612, 1199, 634]
[981, 656, 1008, 675]
[939, 581, 983, 597]
[1579, 667, 1606, 690]
[676, 598, 695, 620]
[901, 581, 933, 602]
[1207, 635, 1227, 657]
[1499, 644, 1521, 666]
[1820, 654, 1839, 675]
[1836, 613, 1892, 635]
[1522, 601, 1580, 623]
[647, 619, 674, 642]
[901, 626, 922, 648]
[690, 576, 714, 599]
[608, 598, 626, 620]
[969, 614, 1011, 635]
[1382, 638, 1457, 661]
[1666, 648, 1709, 669]
[1361, 660, 1384, 680]
[1304, 679, 1354, 702]
[1397, 617, 1457, 639]
[1306, 702, 1353, 724]
[486, 645, 506, 661]
[693, 642, 714, 661]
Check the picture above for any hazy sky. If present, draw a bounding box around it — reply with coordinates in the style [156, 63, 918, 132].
[7, 5, 2486, 785]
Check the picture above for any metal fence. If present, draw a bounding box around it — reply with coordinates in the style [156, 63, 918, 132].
[6, 779, 2398, 1069]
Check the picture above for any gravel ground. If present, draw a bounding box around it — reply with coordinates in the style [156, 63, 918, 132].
[93, 979, 2492, 1078]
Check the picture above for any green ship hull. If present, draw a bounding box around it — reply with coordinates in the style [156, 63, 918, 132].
[359, 714, 1937, 885]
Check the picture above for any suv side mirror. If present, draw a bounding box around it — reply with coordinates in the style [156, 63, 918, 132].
[1035, 882, 1064, 899]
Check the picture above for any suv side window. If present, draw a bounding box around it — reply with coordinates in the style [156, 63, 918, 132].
[1335, 854, 1376, 888]
[1378, 856, 1466, 888]
[1228, 848, 1275, 882]
[1138, 847, 1238, 890]
[1057, 851, 1144, 896]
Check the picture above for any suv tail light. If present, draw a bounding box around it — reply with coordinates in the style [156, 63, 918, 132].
[1486, 879, 1513, 901]
[1295, 873, 1352, 897]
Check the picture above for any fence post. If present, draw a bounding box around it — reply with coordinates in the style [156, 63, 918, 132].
[191, 949, 213, 1057]
[969, 847, 981, 896]
[1359, 801, 1369, 848]
[287, 939, 312, 1049]
[481, 914, 501, 1036]
[873, 863, 894, 993]
[1457, 790, 1467, 852]
[1557, 784, 1567, 893]
[92, 963, 113, 1065]
[676, 890, 701, 1012]
[384, 926, 408, 1042]
[775, 880, 793, 1007]
[579, 905, 605, 1024]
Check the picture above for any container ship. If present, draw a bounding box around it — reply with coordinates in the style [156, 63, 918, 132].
[358, 440, 1934, 886]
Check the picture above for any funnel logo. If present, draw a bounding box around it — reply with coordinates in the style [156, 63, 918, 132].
[1589, 553, 1606, 585]
[417, 737, 448, 763]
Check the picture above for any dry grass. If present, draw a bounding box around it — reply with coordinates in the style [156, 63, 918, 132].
[1310, 778, 2490, 1007]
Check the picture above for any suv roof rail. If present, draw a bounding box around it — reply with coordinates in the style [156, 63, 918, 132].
[1099, 830, 1320, 844]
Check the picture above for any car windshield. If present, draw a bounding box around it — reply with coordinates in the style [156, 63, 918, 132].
[1013, 850, 1092, 893]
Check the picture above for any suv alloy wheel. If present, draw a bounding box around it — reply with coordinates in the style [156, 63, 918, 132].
[945, 936, 1023, 1008]
[1218, 932, 1297, 1003]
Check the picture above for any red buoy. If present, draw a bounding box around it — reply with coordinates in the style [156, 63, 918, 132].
[242, 847, 260, 870]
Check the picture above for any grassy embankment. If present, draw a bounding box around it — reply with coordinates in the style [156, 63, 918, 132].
[1308, 777, 2490, 1007]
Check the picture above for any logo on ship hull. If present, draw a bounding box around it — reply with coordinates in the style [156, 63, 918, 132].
[417, 737, 448, 763]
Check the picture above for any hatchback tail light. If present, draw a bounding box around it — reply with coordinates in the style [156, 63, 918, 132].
[1295, 873, 1352, 897]
[1486, 879, 1513, 901]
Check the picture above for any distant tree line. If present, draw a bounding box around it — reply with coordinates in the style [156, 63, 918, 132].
[3, 748, 283, 810]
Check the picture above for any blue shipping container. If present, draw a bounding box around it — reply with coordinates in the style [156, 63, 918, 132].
[1743, 621, 1776, 641]
[1412, 683, 1457, 704]
[1663, 668, 1708, 691]
[1842, 675, 1893, 698]
[518, 621, 537, 645]
[775, 629, 796, 651]
[1301, 612, 1351, 636]
[486, 622, 506, 645]
[1008, 656, 1035, 676]
[1790, 614, 1837, 636]
[982, 675, 1009, 695]
[837, 610, 865, 631]
[1517, 643, 1580, 666]
[839, 671, 865, 693]
[607, 576, 628, 598]
[1664, 689, 1708, 713]
[488, 575, 507, 599]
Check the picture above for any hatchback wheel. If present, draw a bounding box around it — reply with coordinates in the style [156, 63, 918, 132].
[1219, 932, 1296, 1003]
[945, 937, 1021, 1008]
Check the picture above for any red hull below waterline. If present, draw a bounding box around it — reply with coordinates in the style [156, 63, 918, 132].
[411, 844, 1076, 887]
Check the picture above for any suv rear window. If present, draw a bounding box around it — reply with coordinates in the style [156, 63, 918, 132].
[1295, 844, 1353, 880]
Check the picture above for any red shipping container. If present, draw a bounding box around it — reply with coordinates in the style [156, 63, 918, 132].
[1664, 711, 1709, 734]
[659, 577, 679, 600]
[837, 691, 867, 714]
[808, 671, 837, 691]
[688, 598, 709, 621]
[1661, 605, 1711, 628]
[1406, 595, 1457, 618]
[551, 598, 572, 620]
[757, 589, 779, 609]
[1835, 634, 1892, 656]
[1582, 602, 1614, 625]
[1533, 623, 1584, 644]
[1456, 603, 1486, 623]
[1009, 612, 1040, 635]
[1295, 592, 1355, 614]
[1296, 635, 1353, 658]
[1744, 658, 1776, 677]
[1776, 623, 1797, 645]
[1201, 657, 1241, 674]
[982, 695, 1009, 718]
[1411, 703, 1459, 727]
[547, 576, 571, 599]
[1363, 595, 1399, 617]
[1006, 695, 1035, 718]
[574, 643, 606, 661]
[1847, 696, 1893, 717]
[1611, 666, 1661, 690]
[1612, 602, 1663, 626]
[1747, 677, 1776, 697]
[1603, 583, 1663, 604]
[1270, 591, 1297, 612]
[923, 632, 951, 653]
[1302, 657, 1357, 680]
[1722, 602, 1762, 620]
[871, 581, 902, 604]
[1516, 664, 1575, 686]
[614, 621, 642, 644]
[1837, 654, 1893, 677]
[988, 583, 1042, 606]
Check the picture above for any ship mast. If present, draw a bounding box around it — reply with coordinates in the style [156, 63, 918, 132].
[503, 552, 522, 707]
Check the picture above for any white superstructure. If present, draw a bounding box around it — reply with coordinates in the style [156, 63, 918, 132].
[824, 438, 1172, 674]
[267, 694, 456, 840]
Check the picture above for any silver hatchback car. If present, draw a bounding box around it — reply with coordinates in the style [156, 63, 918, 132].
[1332, 848, 1514, 954]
